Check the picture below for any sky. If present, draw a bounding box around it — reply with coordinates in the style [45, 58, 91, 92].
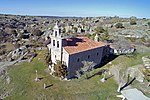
[0, 0, 150, 18]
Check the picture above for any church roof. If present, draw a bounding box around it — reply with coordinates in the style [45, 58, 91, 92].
[64, 37, 106, 55]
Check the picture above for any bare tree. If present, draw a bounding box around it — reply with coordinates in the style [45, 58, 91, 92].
[75, 61, 96, 79]
[75, 70, 82, 79]
[81, 61, 96, 73]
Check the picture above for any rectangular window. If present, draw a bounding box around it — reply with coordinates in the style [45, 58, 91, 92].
[55, 31, 57, 37]
[57, 41, 59, 48]
[97, 53, 99, 56]
[53, 40, 55, 46]
[88, 55, 90, 59]
[77, 58, 80, 62]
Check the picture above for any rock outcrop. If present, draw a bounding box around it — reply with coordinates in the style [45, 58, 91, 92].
[7, 46, 27, 61]
[127, 65, 144, 83]
[142, 56, 150, 69]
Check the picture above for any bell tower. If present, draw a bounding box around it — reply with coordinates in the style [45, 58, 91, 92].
[50, 22, 63, 63]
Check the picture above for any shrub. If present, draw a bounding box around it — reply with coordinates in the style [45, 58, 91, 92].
[32, 29, 43, 36]
[115, 23, 124, 28]
[45, 52, 51, 64]
[95, 26, 105, 33]
[54, 60, 68, 78]
[101, 31, 109, 41]
[130, 20, 137, 25]
[143, 69, 150, 82]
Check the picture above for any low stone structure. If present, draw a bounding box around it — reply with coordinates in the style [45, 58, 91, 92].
[121, 88, 150, 100]
[113, 48, 135, 55]
[142, 56, 150, 69]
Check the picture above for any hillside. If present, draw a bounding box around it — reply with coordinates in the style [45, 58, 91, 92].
[0, 14, 150, 100]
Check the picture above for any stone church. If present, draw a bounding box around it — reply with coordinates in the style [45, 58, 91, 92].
[47, 23, 110, 79]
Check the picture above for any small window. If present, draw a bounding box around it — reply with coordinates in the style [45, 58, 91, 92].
[55, 55, 56, 58]
[55, 31, 57, 37]
[88, 55, 90, 59]
[59, 29, 61, 35]
[57, 41, 59, 48]
[97, 53, 99, 56]
[53, 40, 55, 46]
[77, 58, 80, 62]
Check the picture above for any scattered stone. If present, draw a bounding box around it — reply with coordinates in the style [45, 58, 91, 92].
[6, 76, 11, 84]
[100, 74, 106, 83]
[100, 77, 106, 83]
[44, 83, 46, 89]
[108, 62, 112, 65]
[142, 56, 150, 69]
[116, 95, 125, 100]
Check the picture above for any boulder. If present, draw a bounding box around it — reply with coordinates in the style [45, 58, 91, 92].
[127, 65, 144, 83]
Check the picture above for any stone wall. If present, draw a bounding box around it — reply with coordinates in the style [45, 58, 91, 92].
[66, 47, 103, 78]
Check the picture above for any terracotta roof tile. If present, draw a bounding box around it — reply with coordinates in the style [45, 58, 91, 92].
[64, 37, 105, 55]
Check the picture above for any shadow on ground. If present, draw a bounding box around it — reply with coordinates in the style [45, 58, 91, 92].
[94, 54, 118, 69]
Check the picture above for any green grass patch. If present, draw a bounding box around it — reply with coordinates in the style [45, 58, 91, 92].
[2, 50, 120, 100]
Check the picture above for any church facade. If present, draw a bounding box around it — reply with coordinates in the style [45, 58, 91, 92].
[47, 23, 109, 79]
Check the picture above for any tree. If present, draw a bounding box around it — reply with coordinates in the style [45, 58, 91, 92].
[81, 61, 95, 72]
[115, 23, 124, 28]
[45, 52, 51, 64]
[54, 60, 68, 79]
[32, 29, 43, 36]
[82, 61, 96, 79]
[62, 27, 66, 33]
[130, 16, 137, 25]
[93, 26, 110, 41]
[75, 61, 96, 79]
[130, 20, 137, 25]
[75, 70, 82, 79]
[73, 27, 78, 33]
[148, 22, 150, 28]
[100, 31, 110, 41]
[95, 26, 105, 33]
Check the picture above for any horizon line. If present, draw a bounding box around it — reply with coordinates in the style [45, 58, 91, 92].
[0, 13, 150, 19]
